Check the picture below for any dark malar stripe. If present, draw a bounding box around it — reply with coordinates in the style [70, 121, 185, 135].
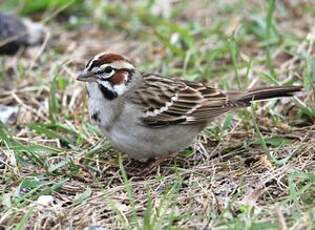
[98, 84, 118, 100]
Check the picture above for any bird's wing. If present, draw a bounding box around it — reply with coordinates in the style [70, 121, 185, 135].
[129, 74, 233, 127]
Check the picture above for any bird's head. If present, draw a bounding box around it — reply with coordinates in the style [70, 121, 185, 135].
[77, 52, 138, 99]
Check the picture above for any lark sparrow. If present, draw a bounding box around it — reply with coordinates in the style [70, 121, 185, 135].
[77, 52, 302, 161]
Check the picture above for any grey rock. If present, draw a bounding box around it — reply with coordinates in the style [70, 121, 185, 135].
[0, 12, 47, 55]
[0, 104, 18, 124]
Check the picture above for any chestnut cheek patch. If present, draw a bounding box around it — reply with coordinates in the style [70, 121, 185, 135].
[110, 70, 129, 85]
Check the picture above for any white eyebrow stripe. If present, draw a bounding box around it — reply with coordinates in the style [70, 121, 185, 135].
[100, 61, 135, 70]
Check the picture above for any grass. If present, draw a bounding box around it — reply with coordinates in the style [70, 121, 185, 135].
[0, 0, 314, 229]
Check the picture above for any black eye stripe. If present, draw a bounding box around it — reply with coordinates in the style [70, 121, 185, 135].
[104, 66, 113, 73]
[96, 67, 116, 75]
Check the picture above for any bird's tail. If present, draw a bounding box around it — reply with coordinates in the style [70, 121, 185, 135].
[228, 85, 302, 107]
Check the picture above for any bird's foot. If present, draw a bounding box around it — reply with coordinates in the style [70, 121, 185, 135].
[128, 153, 177, 177]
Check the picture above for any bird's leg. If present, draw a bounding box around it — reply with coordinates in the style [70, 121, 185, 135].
[130, 152, 178, 177]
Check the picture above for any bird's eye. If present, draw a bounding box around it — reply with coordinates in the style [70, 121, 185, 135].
[104, 66, 113, 73]
[95, 66, 115, 76]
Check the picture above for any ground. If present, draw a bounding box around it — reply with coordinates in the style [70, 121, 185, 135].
[0, 0, 314, 229]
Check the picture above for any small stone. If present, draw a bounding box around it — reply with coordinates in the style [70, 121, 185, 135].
[0, 105, 18, 124]
[86, 225, 106, 230]
[36, 195, 54, 206]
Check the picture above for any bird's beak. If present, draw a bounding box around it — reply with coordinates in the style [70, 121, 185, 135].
[76, 70, 96, 82]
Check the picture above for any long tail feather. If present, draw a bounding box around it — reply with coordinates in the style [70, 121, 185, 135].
[229, 85, 302, 106]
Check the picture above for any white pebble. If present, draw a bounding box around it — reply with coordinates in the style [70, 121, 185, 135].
[36, 195, 54, 206]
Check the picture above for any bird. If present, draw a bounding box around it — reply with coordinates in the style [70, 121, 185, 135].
[0, 12, 46, 55]
[77, 52, 302, 162]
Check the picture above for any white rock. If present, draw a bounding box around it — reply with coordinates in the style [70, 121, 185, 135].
[36, 195, 54, 206]
[0, 105, 18, 124]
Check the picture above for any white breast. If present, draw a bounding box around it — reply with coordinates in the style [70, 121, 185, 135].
[86, 82, 204, 161]
[87, 82, 118, 129]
